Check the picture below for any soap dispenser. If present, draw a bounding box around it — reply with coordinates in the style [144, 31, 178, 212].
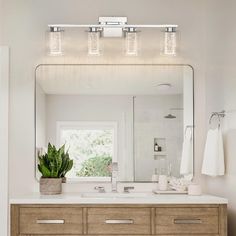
[158, 166, 168, 191]
[159, 174, 168, 191]
[151, 168, 158, 182]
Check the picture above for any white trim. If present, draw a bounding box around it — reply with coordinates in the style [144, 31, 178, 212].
[0, 47, 9, 236]
[56, 121, 118, 182]
[66, 177, 111, 183]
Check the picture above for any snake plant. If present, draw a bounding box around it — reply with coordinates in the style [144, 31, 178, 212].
[38, 143, 73, 178]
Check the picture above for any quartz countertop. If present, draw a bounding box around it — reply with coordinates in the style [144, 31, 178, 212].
[10, 192, 228, 205]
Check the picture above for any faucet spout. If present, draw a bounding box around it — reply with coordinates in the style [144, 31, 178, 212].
[111, 162, 118, 192]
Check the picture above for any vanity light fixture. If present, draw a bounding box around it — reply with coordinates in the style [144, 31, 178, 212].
[49, 27, 63, 56]
[47, 17, 179, 56]
[163, 27, 177, 56]
[88, 27, 101, 55]
[124, 27, 138, 56]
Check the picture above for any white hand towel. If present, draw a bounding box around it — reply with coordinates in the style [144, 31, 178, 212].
[180, 128, 193, 176]
[201, 128, 225, 176]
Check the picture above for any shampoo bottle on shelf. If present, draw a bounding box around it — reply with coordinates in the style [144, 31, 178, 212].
[154, 142, 159, 152]
[154, 142, 162, 152]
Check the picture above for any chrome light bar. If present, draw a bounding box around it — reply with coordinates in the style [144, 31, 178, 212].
[48, 16, 178, 35]
[48, 24, 178, 28]
[47, 17, 178, 56]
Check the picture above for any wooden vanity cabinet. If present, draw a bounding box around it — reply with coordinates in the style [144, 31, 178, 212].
[11, 204, 227, 236]
[87, 207, 151, 235]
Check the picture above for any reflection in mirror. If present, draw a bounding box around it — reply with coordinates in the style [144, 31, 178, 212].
[134, 71, 194, 181]
[35, 65, 194, 182]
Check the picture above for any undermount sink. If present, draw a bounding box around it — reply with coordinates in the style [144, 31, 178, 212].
[81, 192, 153, 198]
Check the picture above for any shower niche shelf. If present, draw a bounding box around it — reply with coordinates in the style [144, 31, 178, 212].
[154, 153, 167, 160]
[153, 138, 167, 160]
[153, 138, 166, 152]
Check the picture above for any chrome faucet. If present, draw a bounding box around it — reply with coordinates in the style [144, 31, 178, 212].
[111, 162, 118, 192]
[94, 186, 105, 193]
[124, 186, 134, 193]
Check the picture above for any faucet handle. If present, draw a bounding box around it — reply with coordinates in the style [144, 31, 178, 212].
[94, 186, 105, 193]
[124, 186, 135, 193]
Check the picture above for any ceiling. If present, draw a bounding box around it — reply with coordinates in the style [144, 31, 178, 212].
[36, 65, 191, 95]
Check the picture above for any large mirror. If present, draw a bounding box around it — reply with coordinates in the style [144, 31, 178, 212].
[35, 64, 194, 182]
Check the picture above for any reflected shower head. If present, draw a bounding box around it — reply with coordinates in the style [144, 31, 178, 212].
[164, 113, 176, 119]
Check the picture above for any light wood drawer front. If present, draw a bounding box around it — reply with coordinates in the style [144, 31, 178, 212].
[87, 207, 151, 235]
[19, 207, 83, 235]
[155, 207, 219, 235]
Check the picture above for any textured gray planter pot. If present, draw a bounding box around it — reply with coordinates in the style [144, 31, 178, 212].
[40, 178, 62, 195]
[62, 177, 66, 183]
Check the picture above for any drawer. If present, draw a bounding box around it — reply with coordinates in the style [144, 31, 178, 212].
[155, 207, 219, 235]
[87, 207, 151, 235]
[19, 207, 83, 235]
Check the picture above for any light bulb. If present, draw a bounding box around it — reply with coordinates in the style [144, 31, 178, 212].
[88, 28, 101, 56]
[125, 28, 138, 56]
[49, 27, 63, 56]
[163, 27, 177, 56]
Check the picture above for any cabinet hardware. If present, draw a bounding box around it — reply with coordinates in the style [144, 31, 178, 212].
[174, 219, 202, 224]
[105, 219, 134, 224]
[36, 219, 65, 224]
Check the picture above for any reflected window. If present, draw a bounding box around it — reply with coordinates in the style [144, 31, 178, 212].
[57, 122, 117, 181]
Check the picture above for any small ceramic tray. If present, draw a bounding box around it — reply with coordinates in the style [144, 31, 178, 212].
[153, 189, 188, 194]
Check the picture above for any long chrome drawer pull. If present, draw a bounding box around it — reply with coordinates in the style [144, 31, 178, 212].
[36, 219, 65, 224]
[174, 219, 202, 224]
[105, 219, 134, 224]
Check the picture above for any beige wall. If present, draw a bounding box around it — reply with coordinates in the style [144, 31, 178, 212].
[205, 0, 236, 234]
[3, 0, 236, 233]
[0, 0, 3, 43]
[0, 47, 9, 236]
[2, 0, 207, 195]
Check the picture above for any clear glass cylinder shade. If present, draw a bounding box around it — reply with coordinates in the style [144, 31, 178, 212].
[88, 31, 101, 55]
[161, 29, 179, 56]
[125, 31, 138, 56]
[49, 30, 63, 56]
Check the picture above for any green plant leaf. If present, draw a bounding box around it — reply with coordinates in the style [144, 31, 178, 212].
[38, 142, 73, 178]
[40, 165, 51, 178]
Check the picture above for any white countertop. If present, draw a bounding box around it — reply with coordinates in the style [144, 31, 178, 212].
[10, 193, 228, 205]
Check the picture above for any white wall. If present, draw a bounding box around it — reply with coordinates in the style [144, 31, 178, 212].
[2, 0, 207, 196]
[0, 47, 9, 236]
[205, 0, 236, 234]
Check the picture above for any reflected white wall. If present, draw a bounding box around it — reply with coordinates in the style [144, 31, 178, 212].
[45, 95, 134, 181]
[36, 83, 46, 149]
[134, 95, 183, 181]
